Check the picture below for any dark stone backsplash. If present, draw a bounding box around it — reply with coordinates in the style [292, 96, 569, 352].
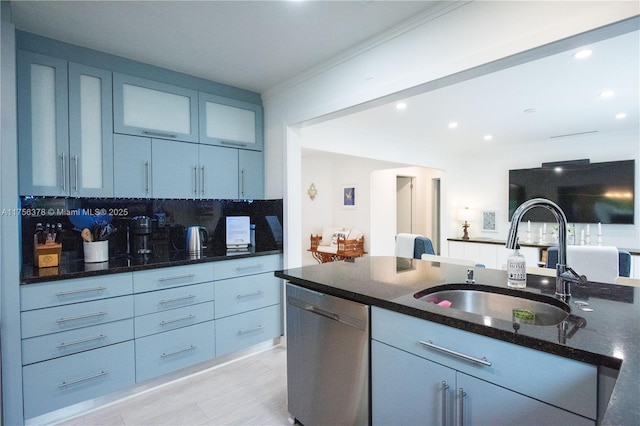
[21, 197, 283, 264]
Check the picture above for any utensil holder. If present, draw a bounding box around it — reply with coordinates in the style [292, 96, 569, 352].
[83, 240, 109, 263]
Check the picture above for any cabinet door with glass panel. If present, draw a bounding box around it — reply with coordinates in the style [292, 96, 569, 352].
[113, 73, 198, 143]
[17, 51, 69, 196]
[199, 92, 263, 151]
[18, 52, 113, 197]
[68, 63, 113, 197]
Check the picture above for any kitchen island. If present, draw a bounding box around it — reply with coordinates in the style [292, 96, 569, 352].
[275, 256, 639, 425]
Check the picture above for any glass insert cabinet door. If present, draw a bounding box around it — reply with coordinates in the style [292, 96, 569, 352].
[17, 51, 69, 196]
[68, 63, 113, 197]
[113, 73, 198, 143]
[198, 92, 263, 151]
[17, 52, 114, 197]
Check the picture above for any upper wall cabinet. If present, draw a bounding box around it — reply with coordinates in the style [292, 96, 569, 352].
[199, 93, 263, 152]
[18, 51, 113, 197]
[113, 73, 198, 143]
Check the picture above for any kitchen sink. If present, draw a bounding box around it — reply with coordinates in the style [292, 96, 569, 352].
[414, 285, 570, 326]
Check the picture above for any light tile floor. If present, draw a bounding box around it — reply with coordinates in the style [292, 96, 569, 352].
[55, 346, 290, 426]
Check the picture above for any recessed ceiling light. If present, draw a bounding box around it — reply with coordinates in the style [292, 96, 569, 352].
[483, 134, 493, 141]
[396, 102, 407, 110]
[599, 90, 615, 98]
[573, 49, 592, 59]
[448, 122, 458, 129]
[615, 112, 627, 120]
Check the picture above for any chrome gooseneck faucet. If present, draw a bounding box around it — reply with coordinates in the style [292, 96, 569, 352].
[506, 198, 585, 301]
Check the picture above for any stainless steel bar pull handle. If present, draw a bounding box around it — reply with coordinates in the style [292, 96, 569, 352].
[144, 161, 150, 194]
[419, 340, 491, 366]
[159, 294, 196, 305]
[60, 152, 66, 191]
[74, 154, 79, 192]
[236, 290, 263, 299]
[56, 286, 106, 297]
[56, 311, 107, 323]
[59, 371, 109, 388]
[201, 166, 205, 195]
[237, 325, 263, 335]
[161, 345, 196, 358]
[158, 274, 196, 283]
[221, 140, 247, 148]
[458, 388, 466, 426]
[57, 334, 107, 348]
[241, 169, 245, 197]
[142, 130, 177, 138]
[442, 381, 449, 426]
[160, 314, 195, 326]
[193, 166, 198, 195]
[236, 264, 263, 271]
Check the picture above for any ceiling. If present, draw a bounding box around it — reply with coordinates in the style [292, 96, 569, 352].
[309, 27, 639, 153]
[9, 0, 442, 94]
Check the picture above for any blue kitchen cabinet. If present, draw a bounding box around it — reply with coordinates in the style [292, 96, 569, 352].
[198, 144, 239, 199]
[213, 255, 283, 357]
[198, 92, 263, 152]
[239, 149, 264, 199]
[113, 134, 152, 198]
[68, 63, 113, 197]
[372, 340, 456, 426]
[20, 273, 135, 420]
[18, 51, 113, 197]
[113, 73, 198, 143]
[151, 138, 200, 199]
[371, 307, 597, 425]
[17, 51, 69, 196]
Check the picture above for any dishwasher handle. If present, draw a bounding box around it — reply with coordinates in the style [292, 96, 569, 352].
[287, 296, 367, 331]
[305, 305, 340, 322]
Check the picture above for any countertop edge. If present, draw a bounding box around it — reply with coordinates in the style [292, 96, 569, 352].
[22, 249, 283, 284]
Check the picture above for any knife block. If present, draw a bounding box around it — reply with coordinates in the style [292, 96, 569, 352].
[33, 235, 62, 268]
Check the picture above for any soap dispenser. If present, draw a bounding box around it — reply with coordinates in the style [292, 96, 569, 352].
[507, 240, 526, 288]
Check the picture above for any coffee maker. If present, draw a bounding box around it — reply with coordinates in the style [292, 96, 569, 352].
[130, 216, 152, 258]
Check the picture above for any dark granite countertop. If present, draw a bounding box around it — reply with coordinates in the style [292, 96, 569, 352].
[22, 246, 283, 284]
[275, 256, 639, 425]
[447, 237, 640, 255]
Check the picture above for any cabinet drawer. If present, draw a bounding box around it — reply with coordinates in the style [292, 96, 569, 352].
[21, 295, 134, 338]
[134, 282, 214, 316]
[135, 321, 215, 383]
[22, 318, 133, 365]
[371, 307, 597, 419]
[135, 302, 214, 338]
[214, 273, 281, 318]
[21, 273, 133, 311]
[214, 254, 281, 280]
[133, 263, 213, 293]
[23, 341, 135, 419]
[215, 304, 282, 357]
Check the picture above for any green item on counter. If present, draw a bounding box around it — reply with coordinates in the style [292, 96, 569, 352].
[513, 308, 535, 321]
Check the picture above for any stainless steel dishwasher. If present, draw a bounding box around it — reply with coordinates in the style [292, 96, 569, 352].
[286, 283, 369, 426]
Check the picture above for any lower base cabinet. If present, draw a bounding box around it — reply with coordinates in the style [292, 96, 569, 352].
[215, 304, 282, 357]
[135, 321, 216, 382]
[23, 341, 135, 419]
[372, 341, 594, 426]
[371, 307, 597, 426]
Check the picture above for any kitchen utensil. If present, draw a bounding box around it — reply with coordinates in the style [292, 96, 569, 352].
[81, 228, 93, 243]
[186, 226, 208, 254]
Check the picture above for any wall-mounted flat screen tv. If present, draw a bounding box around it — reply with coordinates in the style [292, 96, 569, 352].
[508, 159, 635, 224]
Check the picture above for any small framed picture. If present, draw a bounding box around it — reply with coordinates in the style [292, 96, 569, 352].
[482, 210, 498, 232]
[342, 185, 356, 209]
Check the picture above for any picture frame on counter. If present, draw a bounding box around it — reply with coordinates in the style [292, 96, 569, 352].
[482, 210, 498, 232]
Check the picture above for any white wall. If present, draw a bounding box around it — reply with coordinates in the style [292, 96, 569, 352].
[262, 1, 639, 268]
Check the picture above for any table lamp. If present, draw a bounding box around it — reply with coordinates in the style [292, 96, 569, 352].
[459, 207, 472, 240]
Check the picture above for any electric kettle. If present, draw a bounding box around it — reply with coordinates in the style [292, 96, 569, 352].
[186, 226, 208, 254]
